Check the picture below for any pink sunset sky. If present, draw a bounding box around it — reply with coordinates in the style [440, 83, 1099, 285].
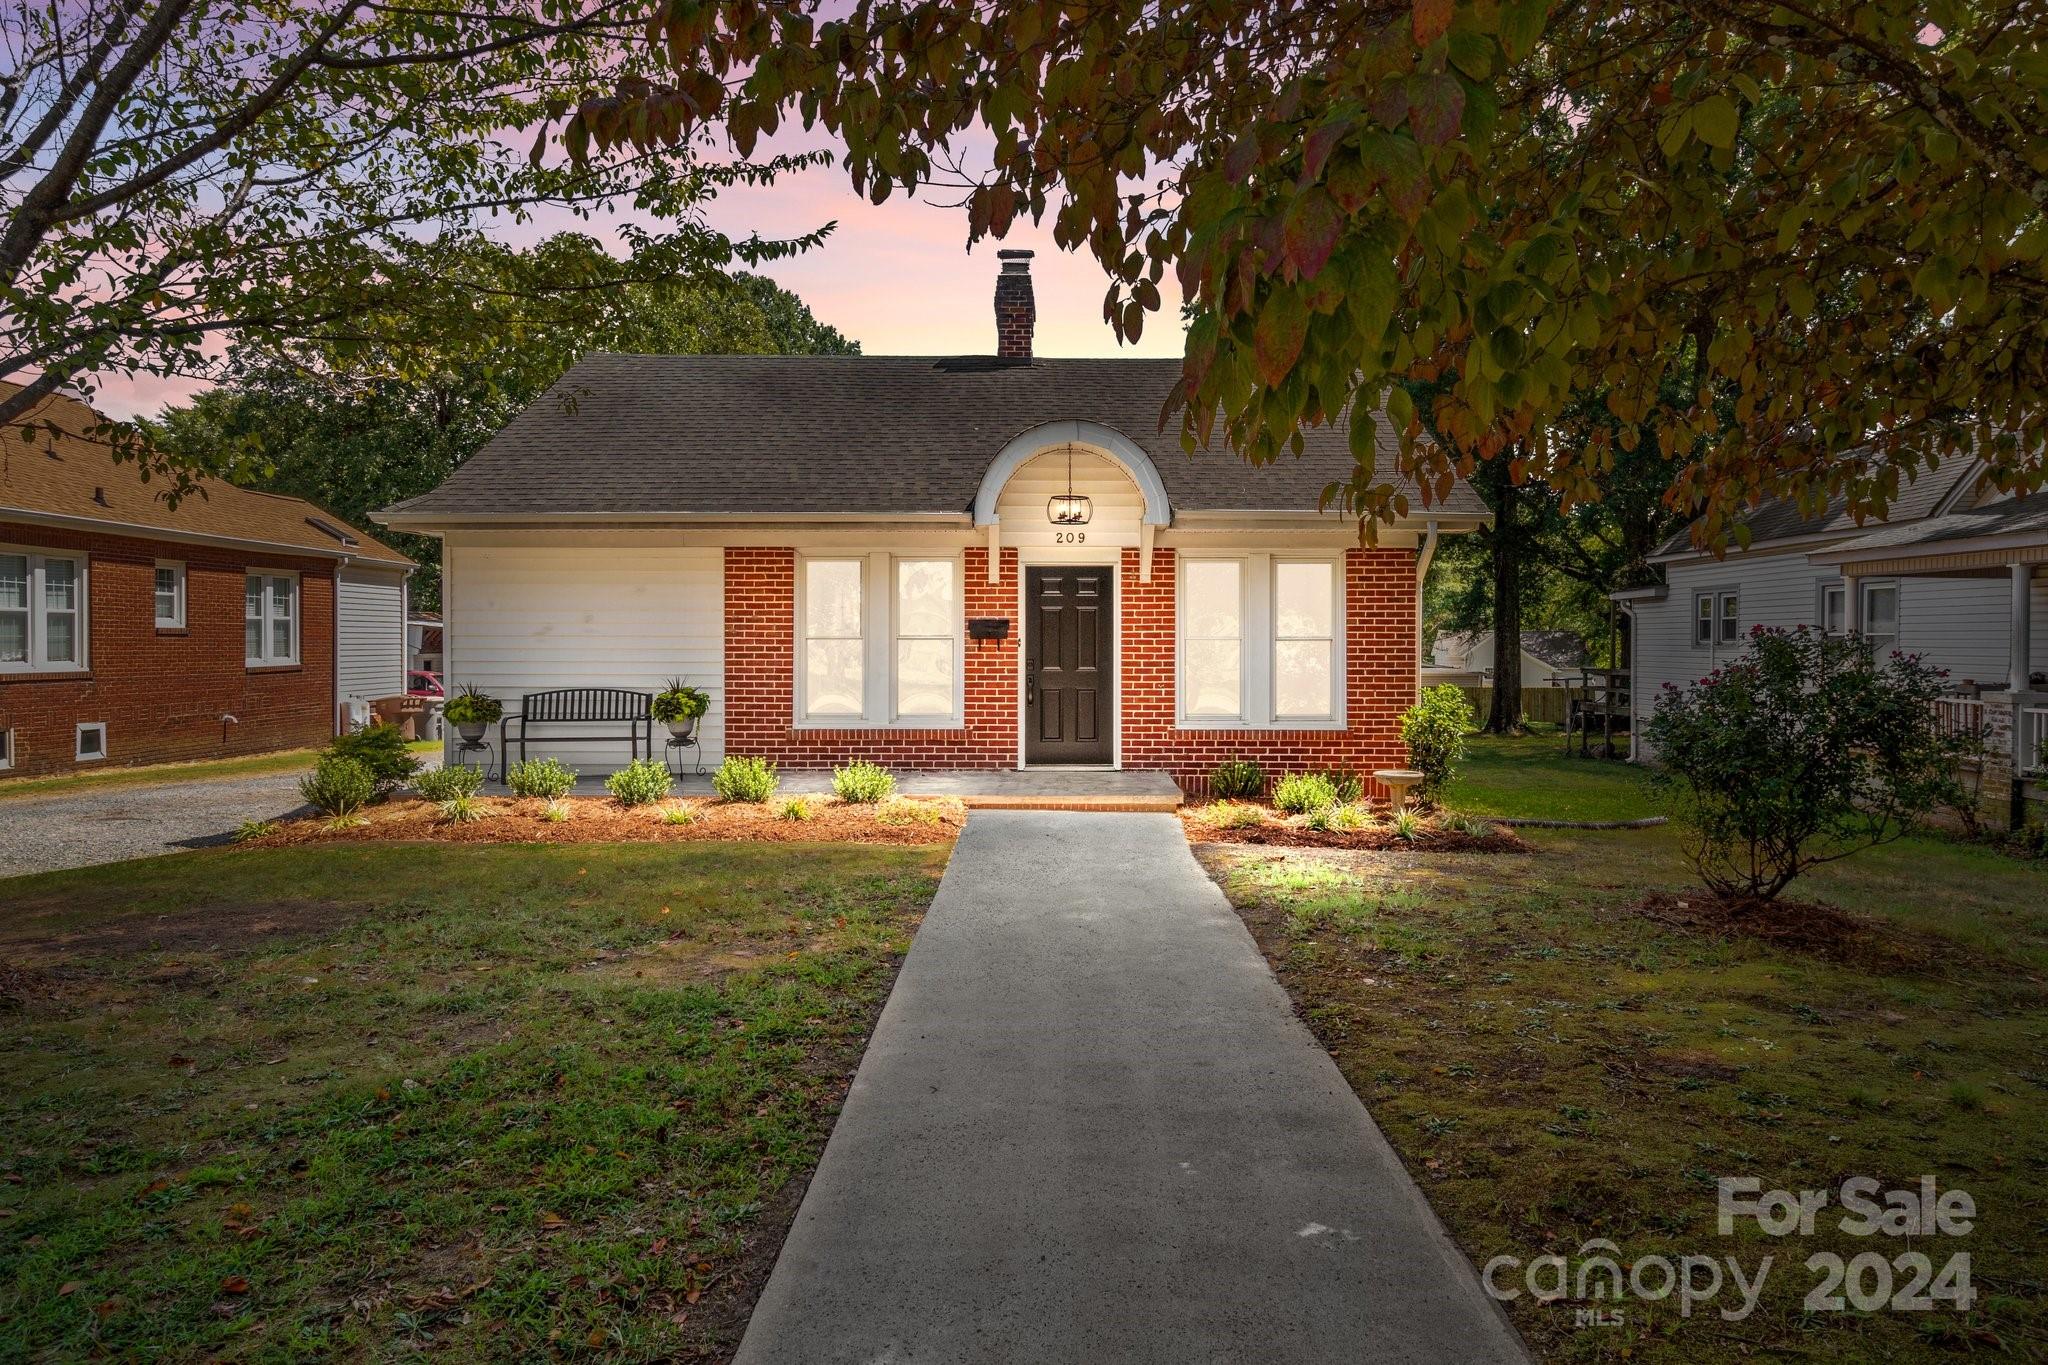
[90, 143, 1189, 421]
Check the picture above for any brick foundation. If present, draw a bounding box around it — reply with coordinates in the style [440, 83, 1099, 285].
[0, 520, 337, 778]
[723, 544, 1417, 795]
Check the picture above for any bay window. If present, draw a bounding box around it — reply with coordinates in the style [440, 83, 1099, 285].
[246, 572, 299, 666]
[1, 547, 88, 673]
[797, 553, 963, 725]
[1179, 554, 1342, 726]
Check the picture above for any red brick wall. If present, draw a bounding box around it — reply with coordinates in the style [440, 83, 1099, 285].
[1120, 547, 1416, 799]
[723, 544, 1417, 793]
[0, 521, 337, 778]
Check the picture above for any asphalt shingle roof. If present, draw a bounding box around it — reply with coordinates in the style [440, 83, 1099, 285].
[1, 384, 410, 565]
[1822, 487, 2048, 554]
[1652, 455, 1979, 558]
[381, 354, 1486, 522]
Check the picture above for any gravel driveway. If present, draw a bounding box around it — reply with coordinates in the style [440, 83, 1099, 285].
[0, 771, 317, 878]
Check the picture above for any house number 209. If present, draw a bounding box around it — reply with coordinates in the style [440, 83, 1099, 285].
[1055, 530, 1086, 544]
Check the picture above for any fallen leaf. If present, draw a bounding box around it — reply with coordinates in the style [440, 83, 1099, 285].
[58, 1281, 82, 1297]
[167, 1055, 194, 1067]
[219, 1276, 250, 1294]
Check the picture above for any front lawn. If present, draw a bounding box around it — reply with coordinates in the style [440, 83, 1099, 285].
[1202, 736, 2048, 1363]
[1443, 730, 1659, 824]
[0, 840, 946, 1361]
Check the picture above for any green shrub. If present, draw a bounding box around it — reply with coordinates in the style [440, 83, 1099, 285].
[776, 796, 814, 822]
[832, 760, 895, 803]
[541, 800, 571, 824]
[1646, 628, 1969, 902]
[712, 755, 778, 802]
[325, 723, 419, 794]
[1446, 812, 1495, 839]
[651, 677, 711, 725]
[1399, 684, 1473, 803]
[877, 797, 942, 827]
[1328, 802, 1372, 832]
[1273, 771, 1339, 814]
[1206, 800, 1265, 829]
[1209, 758, 1266, 801]
[1302, 804, 1336, 832]
[413, 764, 483, 802]
[299, 755, 375, 818]
[232, 818, 278, 843]
[1318, 770, 1364, 804]
[606, 758, 673, 806]
[439, 793, 488, 824]
[505, 756, 578, 800]
[442, 683, 503, 728]
[1391, 808, 1424, 841]
[660, 803, 698, 826]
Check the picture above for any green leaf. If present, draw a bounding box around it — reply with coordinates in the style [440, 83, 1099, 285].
[1694, 94, 1739, 150]
[1253, 287, 1310, 386]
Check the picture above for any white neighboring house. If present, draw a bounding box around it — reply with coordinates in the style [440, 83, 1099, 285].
[1615, 460, 2047, 828]
[1422, 629, 1588, 689]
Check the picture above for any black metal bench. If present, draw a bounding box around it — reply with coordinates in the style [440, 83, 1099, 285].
[500, 688, 653, 768]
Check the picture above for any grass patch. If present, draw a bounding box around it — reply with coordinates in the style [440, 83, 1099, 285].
[1444, 733, 1659, 823]
[0, 742, 439, 803]
[1203, 805, 2048, 1362]
[0, 840, 945, 1360]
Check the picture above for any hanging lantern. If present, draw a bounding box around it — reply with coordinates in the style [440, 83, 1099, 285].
[1046, 446, 1093, 525]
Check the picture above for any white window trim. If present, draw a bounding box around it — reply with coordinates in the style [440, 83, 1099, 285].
[0, 727, 13, 771]
[1177, 551, 1346, 730]
[1693, 589, 1739, 648]
[1818, 581, 1848, 637]
[246, 569, 301, 668]
[154, 559, 186, 628]
[0, 542, 89, 674]
[793, 552, 966, 728]
[75, 721, 107, 762]
[1860, 579, 1901, 650]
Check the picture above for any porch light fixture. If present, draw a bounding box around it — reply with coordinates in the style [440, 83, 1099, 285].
[1047, 445, 1093, 525]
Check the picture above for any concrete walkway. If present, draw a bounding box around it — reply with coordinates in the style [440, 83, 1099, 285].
[735, 811, 1528, 1364]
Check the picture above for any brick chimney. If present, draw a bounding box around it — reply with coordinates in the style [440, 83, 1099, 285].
[994, 249, 1036, 361]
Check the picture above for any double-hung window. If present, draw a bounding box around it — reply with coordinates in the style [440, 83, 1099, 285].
[798, 554, 962, 725]
[154, 561, 186, 628]
[1179, 554, 1342, 726]
[1819, 582, 1847, 636]
[1861, 582, 1899, 652]
[1, 547, 87, 673]
[1695, 591, 1739, 647]
[246, 572, 299, 667]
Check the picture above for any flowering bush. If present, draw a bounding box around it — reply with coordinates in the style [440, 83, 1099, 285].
[1646, 628, 1969, 902]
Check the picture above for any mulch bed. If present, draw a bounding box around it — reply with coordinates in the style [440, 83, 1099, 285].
[1179, 808, 1529, 853]
[246, 795, 965, 849]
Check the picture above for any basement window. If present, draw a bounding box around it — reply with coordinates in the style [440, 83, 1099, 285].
[0, 728, 13, 771]
[75, 722, 106, 762]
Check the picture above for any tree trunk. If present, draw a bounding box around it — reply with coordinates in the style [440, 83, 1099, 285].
[1487, 470, 1525, 734]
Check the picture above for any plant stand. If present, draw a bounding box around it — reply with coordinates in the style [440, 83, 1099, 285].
[663, 732, 704, 780]
[452, 734, 498, 784]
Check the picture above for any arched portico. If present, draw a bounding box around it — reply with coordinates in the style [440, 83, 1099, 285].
[972, 420, 1171, 527]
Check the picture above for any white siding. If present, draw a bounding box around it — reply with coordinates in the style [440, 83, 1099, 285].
[1631, 551, 2048, 756]
[994, 449, 1144, 547]
[446, 540, 724, 771]
[337, 566, 407, 706]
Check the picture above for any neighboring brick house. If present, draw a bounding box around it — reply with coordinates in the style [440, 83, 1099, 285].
[378, 253, 1485, 797]
[1, 385, 412, 778]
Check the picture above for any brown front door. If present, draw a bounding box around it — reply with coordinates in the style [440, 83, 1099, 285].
[1026, 565, 1114, 765]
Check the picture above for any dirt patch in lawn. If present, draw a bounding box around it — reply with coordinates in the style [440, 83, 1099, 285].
[1180, 807, 1527, 853]
[1630, 889, 1962, 970]
[248, 795, 964, 850]
[0, 898, 359, 964]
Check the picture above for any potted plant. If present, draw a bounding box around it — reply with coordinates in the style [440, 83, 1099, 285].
[442, 682, 503, 742]
[651, 677, 711, 739]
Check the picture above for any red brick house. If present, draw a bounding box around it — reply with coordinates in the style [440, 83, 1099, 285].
[0, 385, 412, 778]
[377, 253, 1484, 797]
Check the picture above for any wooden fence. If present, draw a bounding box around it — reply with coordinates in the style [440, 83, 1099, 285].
[1456, 685, 1572, 726]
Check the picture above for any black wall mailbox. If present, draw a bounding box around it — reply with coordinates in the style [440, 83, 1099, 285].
[968, 617, 1012, 642]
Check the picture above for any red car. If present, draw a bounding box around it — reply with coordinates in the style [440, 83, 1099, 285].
[407, 669, 444, 698]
